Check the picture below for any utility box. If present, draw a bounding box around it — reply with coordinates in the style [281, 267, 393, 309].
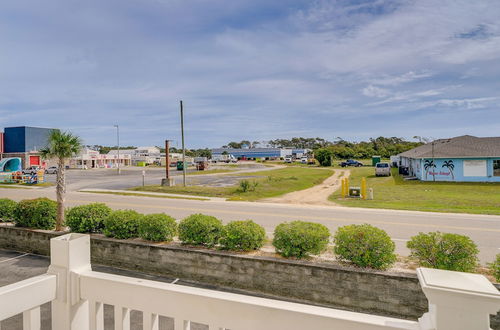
[372, 156, 381, 166]
[349, 187, 361, 197]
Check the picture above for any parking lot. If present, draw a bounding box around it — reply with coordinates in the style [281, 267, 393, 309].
[42, 163, 270, 191]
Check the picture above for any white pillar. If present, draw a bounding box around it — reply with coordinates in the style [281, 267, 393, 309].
[48, 234, 92, 330]
[417, 267, 500, 330]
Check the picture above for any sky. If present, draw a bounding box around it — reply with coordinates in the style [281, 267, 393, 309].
[0, 0, 500, 148]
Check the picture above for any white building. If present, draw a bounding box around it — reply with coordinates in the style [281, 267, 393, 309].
[107, 146, 161, 166]
[69, 147, 131, 169]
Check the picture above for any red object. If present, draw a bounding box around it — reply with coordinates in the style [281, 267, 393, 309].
[0, 133, 4, 153]
[29, 155, 40, 166]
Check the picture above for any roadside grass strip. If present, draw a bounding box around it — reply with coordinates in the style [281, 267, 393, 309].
[80, 190, 210, 201]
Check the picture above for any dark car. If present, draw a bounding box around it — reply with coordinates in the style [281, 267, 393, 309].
[339, 159, 363, 167]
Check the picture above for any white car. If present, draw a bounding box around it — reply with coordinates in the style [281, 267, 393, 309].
[45, 166, 58, 174]
[375, 162, 391, 176]
[300, 157, 308, 164]
[284, 157, 292, 163]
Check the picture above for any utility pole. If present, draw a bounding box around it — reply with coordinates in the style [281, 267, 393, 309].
[161, 139, 175, 186]
[180, 100, 186, 187]
[165, 139, 170, 181]
[114, 125, 120, 174]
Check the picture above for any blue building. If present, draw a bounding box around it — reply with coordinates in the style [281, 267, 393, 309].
[399, 135, 500, 182]
[1, 126, 54, 168]
[4, 126, 53, 153]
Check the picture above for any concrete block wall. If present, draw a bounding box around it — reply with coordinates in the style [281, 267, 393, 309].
[0, 225, 498, 328]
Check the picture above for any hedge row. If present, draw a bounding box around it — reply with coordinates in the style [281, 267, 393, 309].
[1, 198, 495, 275]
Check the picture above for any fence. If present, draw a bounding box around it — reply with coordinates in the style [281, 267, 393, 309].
[1, 233, 499, 330]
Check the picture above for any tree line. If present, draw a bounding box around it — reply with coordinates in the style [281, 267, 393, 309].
[314, 137, 422, 166]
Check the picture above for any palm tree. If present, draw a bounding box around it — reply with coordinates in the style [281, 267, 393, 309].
[442, 160, 455, 180]
[423, 159, 436, 180]
[40, 130, 82, 231]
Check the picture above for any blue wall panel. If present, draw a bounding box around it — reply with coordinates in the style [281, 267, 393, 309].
[4, 126, 52, 153]
[4, 127, 26, 153]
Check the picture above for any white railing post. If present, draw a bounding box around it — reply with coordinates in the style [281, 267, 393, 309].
[47, 233, 92, 330]
[417, 267, 500, 330]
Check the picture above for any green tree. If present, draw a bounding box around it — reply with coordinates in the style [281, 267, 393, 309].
[227, 142, 242, 149]
[315, 148, 333, 166]
[40, 130, 83, 231]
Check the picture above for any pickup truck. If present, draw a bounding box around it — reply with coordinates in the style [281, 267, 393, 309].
[339, 160, 363, 167]
[22, 166, 42, 175]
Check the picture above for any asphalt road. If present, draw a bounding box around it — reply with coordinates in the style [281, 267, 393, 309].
[43, 165, 269, 190]
[1, 187, 499, 263]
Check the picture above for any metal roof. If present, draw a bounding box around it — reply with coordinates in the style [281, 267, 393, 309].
[398, 135, 500, 159]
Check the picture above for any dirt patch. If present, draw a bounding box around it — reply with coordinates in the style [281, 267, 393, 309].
[261, 169, 350, 206]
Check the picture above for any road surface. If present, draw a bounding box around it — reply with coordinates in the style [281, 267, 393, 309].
[1, 187, 499, 263]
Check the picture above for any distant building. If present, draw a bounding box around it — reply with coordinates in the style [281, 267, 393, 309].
[398, 135, 500, 182]
[211, 148, 310, 160]
[108, 146, 160, 166]
[0, 126, 54, 169]
[69, 147, 131, 169]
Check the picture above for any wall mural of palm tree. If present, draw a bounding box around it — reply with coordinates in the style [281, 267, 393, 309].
[423, 159, 436, 180]
[442, 160, 455, 180]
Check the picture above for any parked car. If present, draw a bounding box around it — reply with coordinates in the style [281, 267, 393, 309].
[22, 166, 41, 175]
[284, 157, 292, 163]
[300, 157, 308, 164]
[375, 162, 391, 176]
[45, 166, 58, 174]
[339, 160, 363, 167]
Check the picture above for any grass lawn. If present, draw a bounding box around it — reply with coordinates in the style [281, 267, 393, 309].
[330, 167, 500, 215]
[131, 167, 334, 201]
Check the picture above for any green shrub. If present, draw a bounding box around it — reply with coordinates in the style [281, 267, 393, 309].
[407, 232, 479, 272]
[272, 221, 330, 258]
[138, 213, 177, 242]
[13, 198, 57, 229]
[65, 203, 112, 233]
[178, 214, 223, 247]
[238, 180, 258, 192]
[333, 224, 396, 270]
[220, 220, 266, 251]
[0, 198, 17, 221]
[103, 210, 143, 239]
[489, 254, 500, 282]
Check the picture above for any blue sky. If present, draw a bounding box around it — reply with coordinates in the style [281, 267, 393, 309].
[1, 0, 499, 148]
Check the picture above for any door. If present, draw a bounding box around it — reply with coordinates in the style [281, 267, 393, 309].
[29, 156, 40, 166]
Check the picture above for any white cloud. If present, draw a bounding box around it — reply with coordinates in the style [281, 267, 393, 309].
[362, 85, 391, 98]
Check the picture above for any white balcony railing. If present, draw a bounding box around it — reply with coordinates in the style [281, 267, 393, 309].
[1, 233, 499, 330]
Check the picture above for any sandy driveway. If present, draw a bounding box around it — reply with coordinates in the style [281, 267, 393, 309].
[261, 169, 350, 206]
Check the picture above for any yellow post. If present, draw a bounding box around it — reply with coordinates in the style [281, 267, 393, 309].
[342, 178, 346, 198]
[361, 177, 367, 199]
[346, 177, 350, 197]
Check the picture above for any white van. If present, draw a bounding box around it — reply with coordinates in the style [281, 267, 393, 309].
[375, 162, 391, 176]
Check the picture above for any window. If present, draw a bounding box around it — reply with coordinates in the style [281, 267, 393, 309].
[494, 160, 500, 177]
[463, 160, 487, 177]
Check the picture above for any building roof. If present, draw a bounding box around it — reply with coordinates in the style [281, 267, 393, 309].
[398, 135, 500, 159]
[107, 149, 135, 155]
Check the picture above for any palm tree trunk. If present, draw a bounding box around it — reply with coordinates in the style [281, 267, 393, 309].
[56, 157, 66, 231]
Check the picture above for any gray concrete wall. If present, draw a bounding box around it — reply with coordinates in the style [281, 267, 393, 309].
[0, 225, 498, 328]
